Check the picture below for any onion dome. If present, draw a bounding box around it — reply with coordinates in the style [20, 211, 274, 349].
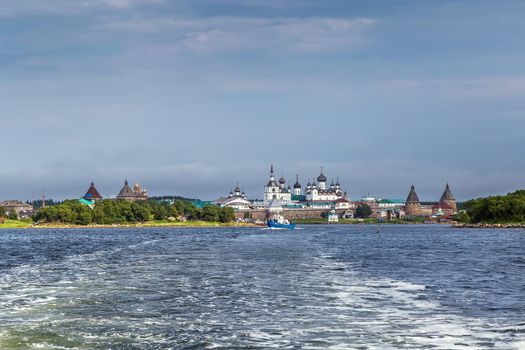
[234, 184, 241, 193]
[279, 176, 286, 184]
[294, 175, 301, 189]
[406, 185, 420, 204]
[317, 170, 327, 183]
[440, 183, 455, 201]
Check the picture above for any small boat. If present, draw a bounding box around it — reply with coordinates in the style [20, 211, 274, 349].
[267, 216, 296, 230]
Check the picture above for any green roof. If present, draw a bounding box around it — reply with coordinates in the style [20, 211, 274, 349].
[190, 200, 214, 208]
[378, 199, 405, 204]
[291, 195, 306, 201]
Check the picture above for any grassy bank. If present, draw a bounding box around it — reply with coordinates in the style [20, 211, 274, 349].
[0, 219, 33, 229]
[0, 220, 259, 229]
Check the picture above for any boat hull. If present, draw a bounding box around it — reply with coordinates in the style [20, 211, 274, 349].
[267, 220, 296, 230]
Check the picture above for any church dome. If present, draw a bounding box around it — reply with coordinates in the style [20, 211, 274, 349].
[279, 176, 286, 184]
[294, 175, 301, 189]
[317, 172, 327, 182]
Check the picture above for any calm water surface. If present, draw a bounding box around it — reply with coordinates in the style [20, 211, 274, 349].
[0, 225, 523, 349]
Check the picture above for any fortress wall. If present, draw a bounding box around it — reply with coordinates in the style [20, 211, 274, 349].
[234, 208, 348, 221]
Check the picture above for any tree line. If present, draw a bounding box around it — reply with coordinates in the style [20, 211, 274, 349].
[32, 199, 236, 225]
[459, 190, 525, 223]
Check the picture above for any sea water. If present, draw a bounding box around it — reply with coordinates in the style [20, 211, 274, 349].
[0, 225, 523, 349]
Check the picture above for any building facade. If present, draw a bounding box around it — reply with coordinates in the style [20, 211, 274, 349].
[263, 165, 292, 204]
[305, 169, 345, 202]
[116, 179, 148, 201]
[215, 185, 253, 210]
[404, 184, 458, 218]
[0, 200, 34, 219]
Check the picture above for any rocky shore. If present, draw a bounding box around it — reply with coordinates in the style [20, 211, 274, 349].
[453, 223, 525, 229]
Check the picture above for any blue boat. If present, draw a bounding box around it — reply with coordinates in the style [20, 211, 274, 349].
[267, 219, 296, 230]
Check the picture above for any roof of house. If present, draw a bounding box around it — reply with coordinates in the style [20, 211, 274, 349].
[291, 194, 306, 201]
[0, 200, 33, 210]
[334, 197, 350, 203]
[83, 182, 102, 200]
[378, 199, 405, 204]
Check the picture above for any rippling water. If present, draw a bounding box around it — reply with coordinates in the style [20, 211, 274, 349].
[0, 225, 523, 349]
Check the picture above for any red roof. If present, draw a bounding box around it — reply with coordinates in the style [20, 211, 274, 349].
[84, 182, 102, 200]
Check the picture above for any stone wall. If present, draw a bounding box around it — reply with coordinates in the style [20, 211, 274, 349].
[404, 203, 422, 216]
[234, 208, 348, 221]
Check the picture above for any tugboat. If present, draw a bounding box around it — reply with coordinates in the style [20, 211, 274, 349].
[267, 215, 296, 230]
[266, 198, 295, 230]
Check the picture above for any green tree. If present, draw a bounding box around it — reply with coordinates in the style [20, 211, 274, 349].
[7, 210, 19, 220]
[355, 204, 372, 218]
[0, 207, 6, 217]
[218, 207, 235, 223]
[153, 204, 169, 220]
[202, 205, 220, 222]
[172, 200, 186, 217]
[131, 202, 151, 222]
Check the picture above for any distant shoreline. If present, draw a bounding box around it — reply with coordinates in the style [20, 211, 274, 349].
[0, 220, 261, 229]
[453, 223, 525, 229]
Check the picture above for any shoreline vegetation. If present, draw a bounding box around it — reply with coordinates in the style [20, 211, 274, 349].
[2, 189, 524, 230]
[454, 190, 525, 227]
[0, 220, 260, 229]
[453, 223, 525, 229]
[31, 199, 237, 226]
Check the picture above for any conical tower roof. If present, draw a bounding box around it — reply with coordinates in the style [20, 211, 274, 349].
[118, 179, 135, 198]
[440, 183, 455, 201]
[83, 182, 102, 200]
[406, 185, 420, 203]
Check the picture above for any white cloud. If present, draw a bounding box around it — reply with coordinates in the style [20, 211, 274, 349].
[100, 16, 377, 54]
[0, 0, 163, 16]
[371, 76, 525, 99]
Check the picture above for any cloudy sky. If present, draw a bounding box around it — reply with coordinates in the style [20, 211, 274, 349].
[1, 0, 524, 201]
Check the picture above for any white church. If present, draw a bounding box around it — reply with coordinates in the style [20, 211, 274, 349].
[263, 165, 348, 204]
[216, 165, 351, 211]
[263, 165, 293, 203]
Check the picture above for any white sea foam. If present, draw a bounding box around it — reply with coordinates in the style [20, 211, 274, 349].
[1, 231, 522, 349]
[305, 255, 521, 350]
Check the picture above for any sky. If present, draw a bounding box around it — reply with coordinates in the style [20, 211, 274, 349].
[1, 0, 524, 201]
